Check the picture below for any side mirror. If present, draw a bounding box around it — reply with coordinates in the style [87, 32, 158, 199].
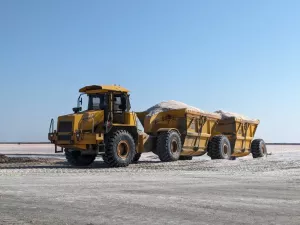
[79, 97, 83, 106]
[73, 107, 82, 113]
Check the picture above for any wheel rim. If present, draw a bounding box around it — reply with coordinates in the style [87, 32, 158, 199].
[223, 144, 229, 156]
[171, 140, 178, 153]
[262, 145, 266, 154]
[117, 141, 130, 159]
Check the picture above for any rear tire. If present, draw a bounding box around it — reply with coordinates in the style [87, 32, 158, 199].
[65, 149, 96, 166]
[179, 156, 193, 160]
[157, 130, 182, 162]
[251, 139, 267, 158]
[103, 130, 136, 167]
[208, 135, 232, 160]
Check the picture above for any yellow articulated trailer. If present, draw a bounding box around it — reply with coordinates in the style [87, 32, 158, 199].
[209, 113, 267, 160]
[136, 108, 267, 161]
[136, 109, 221, 161]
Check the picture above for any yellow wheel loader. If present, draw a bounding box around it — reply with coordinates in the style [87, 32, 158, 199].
[48, 85, 141, 167]
[48, 85, 266, 168]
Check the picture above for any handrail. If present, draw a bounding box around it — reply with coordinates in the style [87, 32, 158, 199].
[91, 117, 95, 133]
[49, 118, 54, 133]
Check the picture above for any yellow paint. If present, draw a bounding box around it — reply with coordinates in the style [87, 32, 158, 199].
[79, 85, 129, 93]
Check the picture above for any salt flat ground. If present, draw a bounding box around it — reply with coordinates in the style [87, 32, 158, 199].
[0, 144, 299, 225]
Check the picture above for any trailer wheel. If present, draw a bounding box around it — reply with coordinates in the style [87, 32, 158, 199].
[208, 135, 232, 160]
[132, 153, 141, 163]
[179, 156, 193, 160]
[251, 139, 267, 158]
[103, 130, 136, 167]
[65, 149, 96, 167]
[157, 130, 182, 162]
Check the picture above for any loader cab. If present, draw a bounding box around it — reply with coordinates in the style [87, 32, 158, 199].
[78, 85, 131, 124]
[84, 92, 130, 124]
[78, 92, 130, 125]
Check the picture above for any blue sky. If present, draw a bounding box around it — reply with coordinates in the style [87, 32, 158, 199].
[0, 0, 299, 142]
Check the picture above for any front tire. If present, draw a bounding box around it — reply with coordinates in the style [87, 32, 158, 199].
[157, 130, 182, 162]
[65, 149, 96, 167]
[251, 139, 267, 158]
[208, 135, 232, 159]
[103, 130, 136, 167]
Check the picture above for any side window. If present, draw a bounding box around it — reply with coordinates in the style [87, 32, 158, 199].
[113, 94, 127, 112]
[92, 97, 101, 110]
[113, 96, 122, 111]
[126, 95, 131, 111]
[88, 94, 107, 110]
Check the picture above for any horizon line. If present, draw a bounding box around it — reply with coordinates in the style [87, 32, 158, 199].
[0, 142, 299, 145]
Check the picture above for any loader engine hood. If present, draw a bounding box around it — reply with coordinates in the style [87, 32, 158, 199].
[57, 110, 104, 133]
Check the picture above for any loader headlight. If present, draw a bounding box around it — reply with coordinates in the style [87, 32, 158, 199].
[75, 130, 81, 141]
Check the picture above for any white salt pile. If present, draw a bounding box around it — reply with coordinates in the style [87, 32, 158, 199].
[143, 101, 258, 122]
[214, 110, 259, 123]
[145, 100, 204, 117]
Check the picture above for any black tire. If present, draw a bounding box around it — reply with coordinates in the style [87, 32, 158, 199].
[179, 156, 193, 160]
[251, 139, 267, 158]
[157, 130, 182, 162]
[65, 149, 96, 166]
[208, 135, 232, 159]
[103, 130, 136, 167]
[207, 141, 212, 157]
[132, 153, 141, 163]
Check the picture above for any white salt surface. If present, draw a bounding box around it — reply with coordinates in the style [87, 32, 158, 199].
[0, 144, 299, 162]
[0, 144, 61, 156]
[0, 144, 300, 225]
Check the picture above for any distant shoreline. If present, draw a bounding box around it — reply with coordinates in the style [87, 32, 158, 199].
[0, 142, 299, 145]
[266, 143, 300, 145]
[0, 142, 50, 144]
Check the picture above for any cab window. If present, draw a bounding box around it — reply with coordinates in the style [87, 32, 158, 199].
[88, 94, 107, 110]
[113, 94, 127, 112]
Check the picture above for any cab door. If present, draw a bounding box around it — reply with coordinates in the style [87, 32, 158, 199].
[112, 93, 127, 124]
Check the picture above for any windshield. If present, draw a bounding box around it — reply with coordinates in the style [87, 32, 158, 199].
[88, 94, 107, 110]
